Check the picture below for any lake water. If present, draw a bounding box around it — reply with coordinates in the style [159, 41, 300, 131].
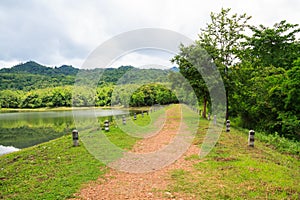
[0, 108, 130, 155]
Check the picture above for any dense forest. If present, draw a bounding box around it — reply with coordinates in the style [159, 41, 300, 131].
[0, 8, 299, 141]
[172, 8, 300, 140]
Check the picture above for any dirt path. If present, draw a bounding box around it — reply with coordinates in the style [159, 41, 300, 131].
[73, 105, 200, 199]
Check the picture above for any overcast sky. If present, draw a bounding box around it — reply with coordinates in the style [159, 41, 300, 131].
[0, 0, 299, 69]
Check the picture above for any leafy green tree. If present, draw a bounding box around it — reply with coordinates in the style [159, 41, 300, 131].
[235, 20, 300, 139]
[175, 8, 251, 119]
[171, 49, 210, 118]
[21, 92, 42, 108]
[0, 90, 23, 108]
[279, 58, 300, 139]
[245, 20, 300, 69]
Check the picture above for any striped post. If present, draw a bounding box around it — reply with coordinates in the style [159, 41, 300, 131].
[122, 115, 126, 125]
[248, 130, 255, 147]
[134, 113, 137, 120]
[104, 120, 109, 131]
[226, 120, 230, 132]
[72, 130, 79, 146]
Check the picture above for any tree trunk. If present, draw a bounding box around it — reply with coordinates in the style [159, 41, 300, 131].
[202, 96, 207, 118]
[226, 89, 229, 120]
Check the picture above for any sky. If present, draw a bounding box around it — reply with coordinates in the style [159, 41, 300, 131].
[0, 0, 299, 69]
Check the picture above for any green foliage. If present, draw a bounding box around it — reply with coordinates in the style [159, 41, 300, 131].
[0, 61, 79, 76]
[197, 8, 251, 120]
[234, 57, 300, 140]
[255, 131, 300, 155]
[0, 73, 75, 91]
[129, 83, 178, 107]
[0, 83, 178, 109]
[245, 20, 300, 70]
[0, 90, 23, 108]
[0, 62, 171, 91]
[171, 49, 209, 118]
[172, 8, 300, 140]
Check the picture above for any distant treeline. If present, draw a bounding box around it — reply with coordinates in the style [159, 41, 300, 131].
[0, 84, 178, 108]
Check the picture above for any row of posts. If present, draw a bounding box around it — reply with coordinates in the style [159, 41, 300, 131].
[71, 110, 153, 146]
[72, 111, 255, 147]
[190, 107, 254, 147]
[209, 115, 255, 147]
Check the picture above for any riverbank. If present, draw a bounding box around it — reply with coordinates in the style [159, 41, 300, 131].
[0, 106, 120, 112]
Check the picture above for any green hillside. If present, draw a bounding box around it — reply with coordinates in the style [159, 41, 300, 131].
[0, 61, 172, 91]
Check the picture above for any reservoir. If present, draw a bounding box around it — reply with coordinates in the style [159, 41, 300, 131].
[0, 108, 129, 155]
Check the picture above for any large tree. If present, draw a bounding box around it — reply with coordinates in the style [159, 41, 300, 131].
[245, 20, 300, 70]
[175, 8, 251, 120]
[171, 46, 210, 118]
[234, 21, 300, 139]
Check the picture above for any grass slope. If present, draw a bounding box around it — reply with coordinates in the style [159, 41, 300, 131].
[168, 119, 300, 199]
[0, 135, 105, 200]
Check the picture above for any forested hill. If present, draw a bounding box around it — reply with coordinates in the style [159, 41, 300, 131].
[0, 61, 175, 90]
[0, 61, 79, 76]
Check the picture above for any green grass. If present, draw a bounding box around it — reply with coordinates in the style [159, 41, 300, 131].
[114, 107, 167, 138]
[230, 119, 300, 156]
[0, 135, 105, 200]
[168, 121, 300, 199]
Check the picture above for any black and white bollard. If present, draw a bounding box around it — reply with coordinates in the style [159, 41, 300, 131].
[226, 120, 230, 132]
[248, 130, 255, 147]
[213, 115, 217, 125]
[104, 120, 109, 131]
[122, 115, 126, 125]
[134, 113, 137, 120]
[141, 112, 144, 118]
[72, 129, 79, 146]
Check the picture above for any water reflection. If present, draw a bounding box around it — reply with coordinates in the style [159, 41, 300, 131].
[0, 108, 128, 154]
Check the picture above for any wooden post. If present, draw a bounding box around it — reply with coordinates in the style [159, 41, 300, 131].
[72, 130, 79, 146]
[248, 130, 255, 147]
[226, 120, 230, 132]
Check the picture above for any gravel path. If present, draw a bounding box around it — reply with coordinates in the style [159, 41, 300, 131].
[72, 105, 200, 199]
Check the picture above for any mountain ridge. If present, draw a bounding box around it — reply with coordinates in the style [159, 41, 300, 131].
[0, 61, 177, 91]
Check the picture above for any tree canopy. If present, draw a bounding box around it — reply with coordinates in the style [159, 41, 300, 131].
[173, 8, 300, 140]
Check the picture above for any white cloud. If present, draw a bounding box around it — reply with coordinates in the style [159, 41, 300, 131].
[0, 0, 299, 69]
[108, 49, 175, 69]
